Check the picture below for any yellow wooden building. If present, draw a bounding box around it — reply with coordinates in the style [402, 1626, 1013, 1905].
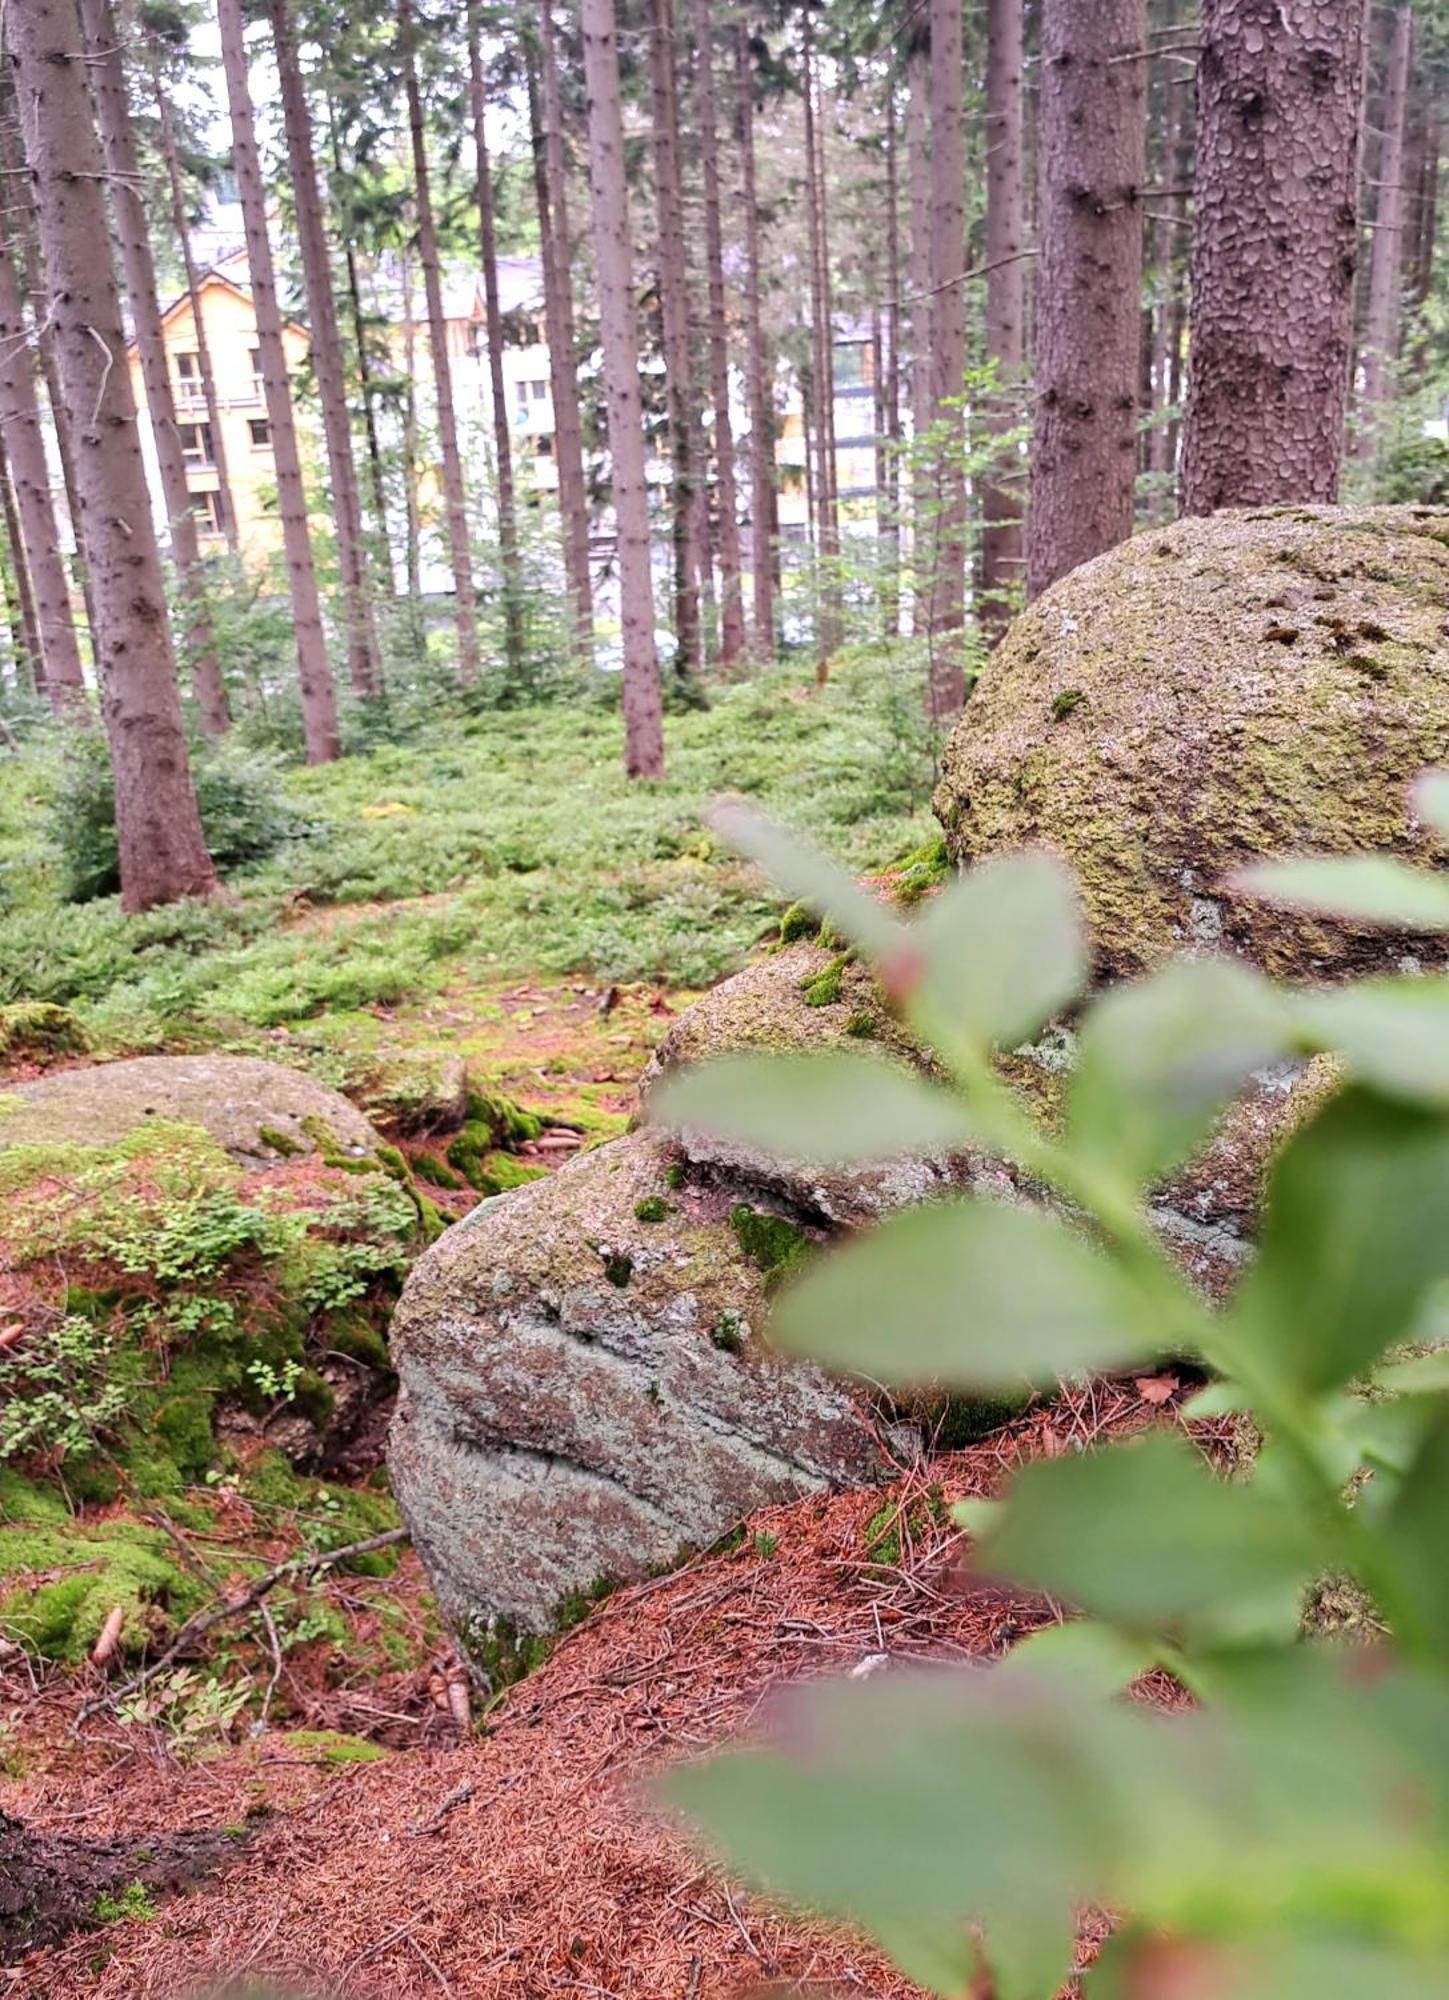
[127, 256, 311, 563]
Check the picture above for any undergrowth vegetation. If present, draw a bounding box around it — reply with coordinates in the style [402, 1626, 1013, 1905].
[0, 657, 935, 1044]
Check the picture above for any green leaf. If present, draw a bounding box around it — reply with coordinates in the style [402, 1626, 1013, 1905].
[1384, 1406, 1449, 1657]
[710, 800, 910, 966]
[1298, 977, 1449, 1107]
[975, 1434, 1317, 1635]
[1410, 768, 1449, 845]
[1004, 1620, 1159, 1697]
[1371, 1349, 1449, 1396]
[1230, 855, 1449, 931]
[1230, 1087, 1449, 1397]
[772, 1197, 1184, 1390]
[649, 1052, 979, 1164]
[1068, 959, 1293, 1187]
[912, 852, 1088, 1058]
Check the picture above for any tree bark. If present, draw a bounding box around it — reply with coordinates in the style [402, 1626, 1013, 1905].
[906, 38, 932, 637]
[270, 0, 382, 700]
[6, 0, 216, 908]
[0, 428, 43, 696]
[736, 21, 775, 661]
[1180, 0, 1367, 513]
[1027, 0, 1147, 598]
[580, 0, 664, 778]
[535, 10, 596, 662]
[801, 8, 840, 670]
[927, 0, 967, 715]
[880, 81, 902, 642]
[981, 0, 1026, 635]
[79, 0, 230, 736]
[399, 0, 480, 686]
[647, 0, 702, 680]
[0, 234, 86, 706]
[692, 0, 745, 668]
[467, 0, 527, 686]
[1357, 2, 1411, 453]
[217, 0, 339, 762]
[135, 20, 241, 559]
[0, 93, 98, 639]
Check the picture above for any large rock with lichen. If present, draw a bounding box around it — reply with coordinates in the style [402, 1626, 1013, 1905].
[388, 1129, 889, 1645]
[0, 1053, 385, 1166]
[934, 506, 1449, 979]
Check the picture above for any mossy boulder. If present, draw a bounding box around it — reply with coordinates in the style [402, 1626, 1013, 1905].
[933, 506, 1449, 980]
[0, 1002, 88, 1065]
[0, 1054, 384, 1167]
[388, 1130, 887, 1641]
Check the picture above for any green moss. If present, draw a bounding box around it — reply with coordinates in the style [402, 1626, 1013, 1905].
[283, 1730, 388, 1766]
[93, 1881, 157, 1925]
[0, 1001, 88, 1061]
[777, 901, 816, 944]
[844, 1008, 879, 1039]
[601, 1249, 633, 1288]
[799, 951, 853, 1008]
[1051, 687, 1085, 722]
[710, 1309, 745, 1355]
[729, 1204, 810, 1290]
[633, 1195, 669, 1223]
[256, 1125, 304, 1158]
[410, 1150, 464, 1190]
[0, 1517, 211, 1662]
[664, 1159, 686, 1191]
[926, 1389, 1033, 1451]
[890, 834, 950, 908]
[862, 1487, 947, 1569]
[325, 1311, 391, 1370]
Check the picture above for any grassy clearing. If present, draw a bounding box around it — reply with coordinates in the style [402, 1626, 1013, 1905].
[0, 656, 936, 1050]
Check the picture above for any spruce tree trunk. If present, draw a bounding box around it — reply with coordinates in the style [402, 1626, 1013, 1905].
[0, 431, 43, 697]
[736, 21, 775, 661]
[1027, 0, 1147, 598]
[1180, 0, 1367, 512]
[0, 235, 86, 706]
[981, 0, 1025, 637]
[399, 255, 425, 647]
[927, 0, 967, 717]
[692, 0, 745, 668]
[138, 31, 241, 559]
[0, 96, 98, 639]
[217, 0, 339, 762]
[467, 0, 526, 686]
[536, 10, 596, 662]
[880, 84, 902, 642]
[906, 40, 932, 638]
[801, 9, 840, 671]
[647, 0, 702, 680]
[580, 0, 664, 778]
[1358, 3, 1412, 453]
[270, 0, 382, 699]
[79, 0, 230, 736]
[6, 0, 216, 908]
[400, 0, 480, 686]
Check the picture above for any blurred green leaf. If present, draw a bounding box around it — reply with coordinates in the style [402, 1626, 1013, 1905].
[1298, 978, 1449, 1106]
[772, 1197, 1182, 1390]
[913, 852, 1088, 1058]
[1385, 1407, 1449, 1656]
[710, 799, 910, 966]
[1005, 1619, 1159, 1697]
[650, 1052, 980, 1164]
[1230, 1087, 1449, 1397]
[1231, 855, 1449, 930]
[1372, 1349, 1449, 1396]
[975, 1434, 1317, 1634]
[1410, 769, 1449, 845]
[1068, 960, 1293, 1187]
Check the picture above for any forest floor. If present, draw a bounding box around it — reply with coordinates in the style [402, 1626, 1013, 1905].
[0, 654, 990, 1993]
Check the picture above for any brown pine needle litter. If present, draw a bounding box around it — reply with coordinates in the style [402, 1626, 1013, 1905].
[6, 1383, 1212, 1998]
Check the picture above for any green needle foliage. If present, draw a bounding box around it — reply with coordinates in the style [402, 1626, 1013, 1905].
[655, 785, 1449, 1997]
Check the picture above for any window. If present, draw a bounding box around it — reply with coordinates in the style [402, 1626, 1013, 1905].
[248, 347, 264, 396]
[530, 379, 548, 403]
[833, 341, 867, 390]
[189, 490, 226, 537]
[179, 422, 214, 468]
[535, 435, 554, 458]
[247, 418, 271, 449]
[174, 351, 203, 408]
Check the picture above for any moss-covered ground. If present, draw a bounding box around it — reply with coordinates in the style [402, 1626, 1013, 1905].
[0, 654, 938, 1750]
